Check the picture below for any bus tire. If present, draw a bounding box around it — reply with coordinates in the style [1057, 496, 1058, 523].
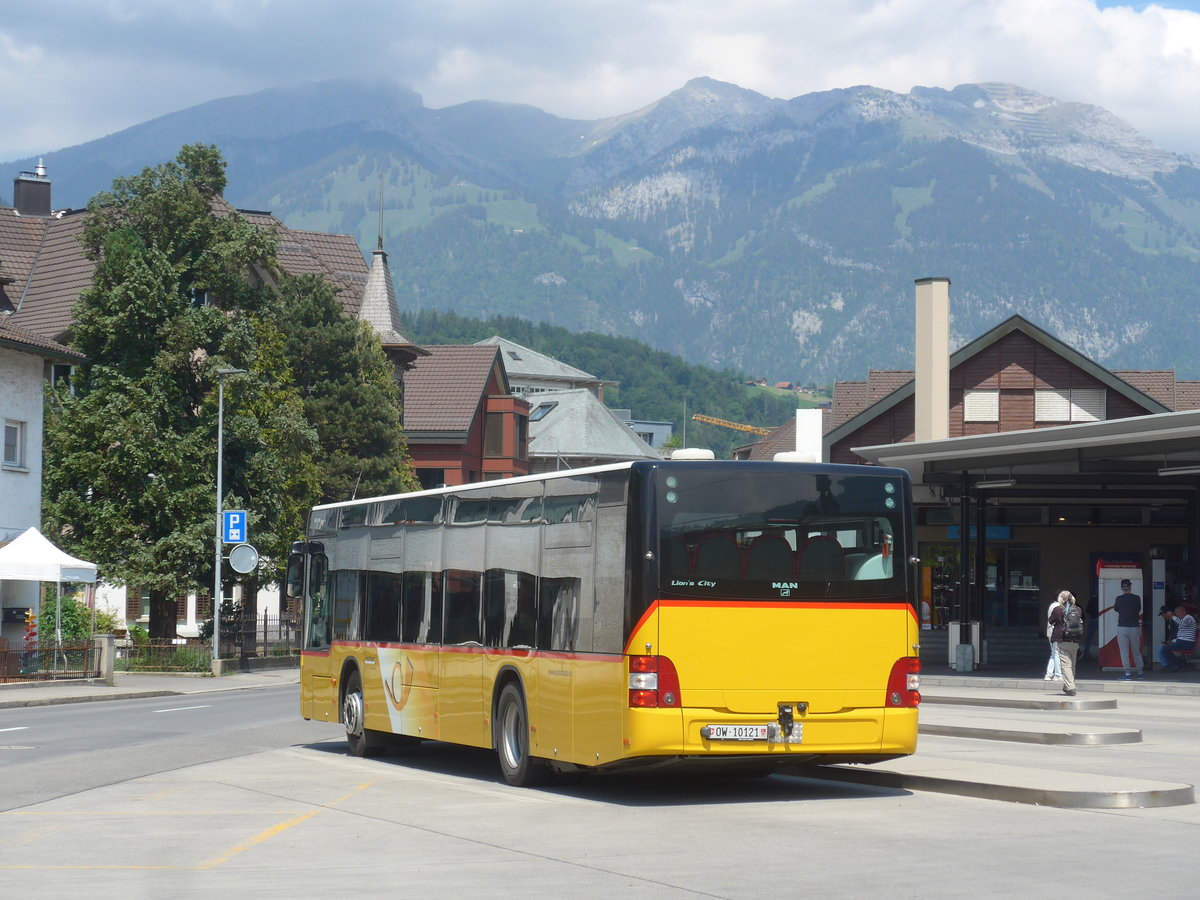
[343, 670, 386, 758]
[494, 683, 548, 787]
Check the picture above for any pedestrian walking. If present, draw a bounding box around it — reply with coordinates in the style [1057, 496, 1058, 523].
[1043, 594, 1063, 681]
[1114, 578, 1143, 679]
[1050, 590, 1084, 696]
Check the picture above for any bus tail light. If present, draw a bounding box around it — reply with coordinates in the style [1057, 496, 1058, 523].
[628, 655, 682, 708]
[886, 657, 921, 707]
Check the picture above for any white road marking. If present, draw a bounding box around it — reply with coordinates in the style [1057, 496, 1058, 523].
[152, 705, 212, 713]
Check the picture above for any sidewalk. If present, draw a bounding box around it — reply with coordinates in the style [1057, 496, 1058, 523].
[0, 667, 300, 709]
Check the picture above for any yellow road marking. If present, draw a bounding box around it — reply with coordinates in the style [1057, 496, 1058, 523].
[197, 782, 372, 869]
[0, 783, 374, 871]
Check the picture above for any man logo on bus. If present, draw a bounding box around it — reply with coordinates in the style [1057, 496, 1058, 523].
[773, 582, 799, 590]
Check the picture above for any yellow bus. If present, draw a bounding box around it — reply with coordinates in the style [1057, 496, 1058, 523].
[289, 458, 920, 786]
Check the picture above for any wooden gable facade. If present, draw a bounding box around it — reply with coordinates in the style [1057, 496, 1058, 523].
[826, 317, 1174, 465]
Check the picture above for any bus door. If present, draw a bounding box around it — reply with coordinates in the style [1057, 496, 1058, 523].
[535, 576, 579, 761]
[440, 569, 486, 748]
[297, 546, 334, 721]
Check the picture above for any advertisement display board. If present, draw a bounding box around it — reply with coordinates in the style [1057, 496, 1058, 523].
[1097, 561, 1143, 672]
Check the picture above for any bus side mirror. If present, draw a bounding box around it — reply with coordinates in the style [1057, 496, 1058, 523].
[285, 553, 304, 600]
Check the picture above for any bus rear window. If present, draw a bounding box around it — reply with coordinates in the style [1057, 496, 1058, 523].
[656, 468, 907, 601]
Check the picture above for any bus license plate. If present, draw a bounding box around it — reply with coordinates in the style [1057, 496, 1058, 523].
[704, 724, 770, 741]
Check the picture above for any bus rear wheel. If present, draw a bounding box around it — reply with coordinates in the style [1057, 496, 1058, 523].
[343, 670, 386, 757]
[494, 683, 548, 787]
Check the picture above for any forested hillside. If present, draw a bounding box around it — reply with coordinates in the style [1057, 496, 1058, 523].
[402, 311, 818, 458]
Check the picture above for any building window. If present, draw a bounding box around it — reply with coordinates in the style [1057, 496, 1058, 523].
[3, 420, 26, 469]
[50, 364, 75, 392]
[1036, 389, 1106, 423]
[515, 414, 528, 460]
[529, 401, 557, 422]
[963, 390, 999, 422]
[484, 412, 505, 457]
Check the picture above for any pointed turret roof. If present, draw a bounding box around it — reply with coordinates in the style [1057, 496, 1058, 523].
[358, 244, 427, 357]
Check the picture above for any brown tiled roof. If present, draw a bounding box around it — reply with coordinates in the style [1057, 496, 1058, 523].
[1112, 370, 1177, 409]
[869, 370, 914, 401]
[743, 418, 795, 460]
[403, 345, 503, 434]
[0, 317, 84, 361]
[1174, 382, 1200, 411]
[0, 192, 369, 348]
[286, 229, 370, 316]
[832, 380, 870, 428]
[1, 208, 91, 343]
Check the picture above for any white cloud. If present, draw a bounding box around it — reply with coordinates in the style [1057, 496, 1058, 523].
[3, 1, 1200, 160]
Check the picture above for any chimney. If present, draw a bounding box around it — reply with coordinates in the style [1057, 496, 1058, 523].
[13, 158, 51, 217]
[914, 277, 950, 442]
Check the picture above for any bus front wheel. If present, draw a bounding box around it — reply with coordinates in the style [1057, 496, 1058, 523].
[494, 683, 548, 787]
[343, 670, 386, 757]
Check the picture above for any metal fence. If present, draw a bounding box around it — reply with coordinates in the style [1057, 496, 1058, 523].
[216, 613, 300, 661]
[0, 642, 100, 682]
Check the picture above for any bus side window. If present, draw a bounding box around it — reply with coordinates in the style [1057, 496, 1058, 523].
[401, 571, 442, 644]
[331, 571, 361, 641]
[443, 570, 482, 644]
[539, 577, 579, 651]
[365, 572, 402, 643]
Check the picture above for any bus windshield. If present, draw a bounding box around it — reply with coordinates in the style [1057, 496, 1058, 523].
[656, 466, 908, 601]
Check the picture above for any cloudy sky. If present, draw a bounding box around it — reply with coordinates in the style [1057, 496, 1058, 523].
[3, 0, 1200, 162]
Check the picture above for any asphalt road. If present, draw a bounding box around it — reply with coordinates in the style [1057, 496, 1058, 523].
[1, 684, 1197, 898]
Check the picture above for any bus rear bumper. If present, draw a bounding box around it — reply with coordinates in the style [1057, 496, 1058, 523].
[620, 706, 918, 762]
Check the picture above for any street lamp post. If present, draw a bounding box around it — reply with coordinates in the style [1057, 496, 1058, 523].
[213, 367, 245, 671]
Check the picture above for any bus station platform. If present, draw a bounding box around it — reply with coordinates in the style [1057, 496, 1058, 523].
[808, 668, 1200, 809]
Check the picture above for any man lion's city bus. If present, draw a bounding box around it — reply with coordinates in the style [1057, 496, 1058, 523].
[287, 457, 920, 786]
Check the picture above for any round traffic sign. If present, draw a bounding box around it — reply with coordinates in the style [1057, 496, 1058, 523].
[228, 543, 260, 574]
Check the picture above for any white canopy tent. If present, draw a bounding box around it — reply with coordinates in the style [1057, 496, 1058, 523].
[0, 527, 98, 643]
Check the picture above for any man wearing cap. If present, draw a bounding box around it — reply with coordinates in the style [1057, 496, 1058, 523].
[1114, 578, 1144, 679]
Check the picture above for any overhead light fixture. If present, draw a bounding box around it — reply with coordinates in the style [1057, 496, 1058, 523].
[1158, 465, 1200, 477]
[975, 478, 1015, 489]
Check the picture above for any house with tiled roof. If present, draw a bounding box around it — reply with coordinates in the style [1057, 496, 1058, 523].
[402, 345, 530, 488]
[1, 168, 391, 348]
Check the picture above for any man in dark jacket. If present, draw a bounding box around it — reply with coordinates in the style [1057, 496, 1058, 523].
[1114, 578, 1143, 679]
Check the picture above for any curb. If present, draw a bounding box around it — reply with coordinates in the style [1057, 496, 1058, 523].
[804, 762, 1195, 809]
[0, 690, 180, 710]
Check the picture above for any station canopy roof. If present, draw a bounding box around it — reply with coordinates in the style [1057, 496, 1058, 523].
[853, 409, 1200, 501]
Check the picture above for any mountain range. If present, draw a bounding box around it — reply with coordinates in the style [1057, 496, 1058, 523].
[6, 77, 1200, 380]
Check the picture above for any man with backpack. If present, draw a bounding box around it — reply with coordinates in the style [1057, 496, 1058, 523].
[1050, 590, 1085, 696]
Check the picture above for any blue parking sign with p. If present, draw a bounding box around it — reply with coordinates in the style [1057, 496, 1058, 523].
[223, 510, 247, 544]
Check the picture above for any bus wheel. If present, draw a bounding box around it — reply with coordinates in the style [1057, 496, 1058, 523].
[343, 670, 385, 757]
[494, 683, 548, 787]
